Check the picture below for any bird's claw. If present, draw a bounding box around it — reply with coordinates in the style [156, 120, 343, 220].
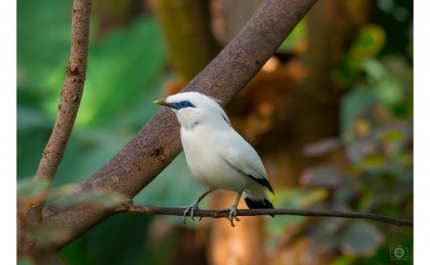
[220, 207, 241, 227]
[228, 207, 240, 227]
[180, 204, 201, 224]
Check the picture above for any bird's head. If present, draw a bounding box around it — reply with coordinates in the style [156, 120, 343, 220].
[153, 92, 231, 129]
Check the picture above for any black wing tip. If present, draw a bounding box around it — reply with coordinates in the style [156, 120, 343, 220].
[242, 172, 275, 194]
[244, 198, 275, 217]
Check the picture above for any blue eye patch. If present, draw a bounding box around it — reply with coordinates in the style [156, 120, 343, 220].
[173, 100, 195, 110]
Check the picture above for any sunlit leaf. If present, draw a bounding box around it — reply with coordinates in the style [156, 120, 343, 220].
[278, 19, 308, 53]
[361, 58, 387, 82]
[350, 24, 386, 59]
[299, 189, 329, 207]
[353, 119, 372, 138]
[374, 78, 403, 105]
[53, 190, 126, 208]
[359, 154, 386, 169]
[330, 256, 356, 265]
[381, 130, 403, 142]
[271, 188, 327, 209]
[339, 222, 385, 256]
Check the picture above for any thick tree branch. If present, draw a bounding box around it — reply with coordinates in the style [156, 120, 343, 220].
[41, 0, 318, 252]
[128, 206, 413, 227]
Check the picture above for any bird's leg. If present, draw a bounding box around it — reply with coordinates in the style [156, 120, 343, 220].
[181, 189, 214, 224]
[228, 190, 243, 227]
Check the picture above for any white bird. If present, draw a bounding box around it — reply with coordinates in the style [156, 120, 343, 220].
[154, 92, 274, 227]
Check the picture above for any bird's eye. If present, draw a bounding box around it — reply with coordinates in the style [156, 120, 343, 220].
[174, 100, 195, 109]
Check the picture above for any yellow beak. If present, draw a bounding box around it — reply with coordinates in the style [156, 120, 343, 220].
[153, 98, 167, 106]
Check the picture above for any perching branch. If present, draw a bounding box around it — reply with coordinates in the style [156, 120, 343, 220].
[128, 206, 413, 227]
[40, 0, 319, 252]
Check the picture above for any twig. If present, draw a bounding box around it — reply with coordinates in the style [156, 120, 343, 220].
[33, 0, 92, 209]
[128, 206, 413, 227]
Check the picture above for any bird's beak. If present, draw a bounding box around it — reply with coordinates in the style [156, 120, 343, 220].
[153, 98, 167, 106]
[154, 98, 177, 109]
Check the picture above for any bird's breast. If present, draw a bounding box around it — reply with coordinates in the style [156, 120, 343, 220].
[180, 128, 248, 192]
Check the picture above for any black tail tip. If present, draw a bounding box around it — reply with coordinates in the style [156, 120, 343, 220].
[244, 198, 275, 217]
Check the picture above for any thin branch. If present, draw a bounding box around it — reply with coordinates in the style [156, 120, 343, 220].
[41, 0, 319, 252]
[33, 0, 92, 209]
[128, 206, 413, 227]
[19, 0, 92, 255]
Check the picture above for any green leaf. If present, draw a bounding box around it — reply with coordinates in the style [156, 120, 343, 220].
[31, 223, 72, 245]
[278, 19, 308, 53]
[53, 190, 126, 208]
[340, 87, 378, 134]
[350, 24, 386, 59]
[373, 77, 403, 106]
[17, 256, 37, 265]
[271, 188, 328, 209]
[330, 256, 356, 265]
[339, 222, 385, 256]
[267, 188, 329, 234]
[17, 177, 50, 201]
[360, 154, 386, 169]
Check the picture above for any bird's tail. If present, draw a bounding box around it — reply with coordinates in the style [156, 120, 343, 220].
[244, 197, 275, 217]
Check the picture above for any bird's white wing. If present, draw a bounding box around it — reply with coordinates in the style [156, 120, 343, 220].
[220, 131, 274, 194]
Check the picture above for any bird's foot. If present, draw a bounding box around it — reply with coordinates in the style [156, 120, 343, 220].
[226, 206, 240, 227]
[180, 203, 202, 224]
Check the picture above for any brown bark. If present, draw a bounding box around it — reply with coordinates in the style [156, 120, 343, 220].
[34, 0, 91, 183]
